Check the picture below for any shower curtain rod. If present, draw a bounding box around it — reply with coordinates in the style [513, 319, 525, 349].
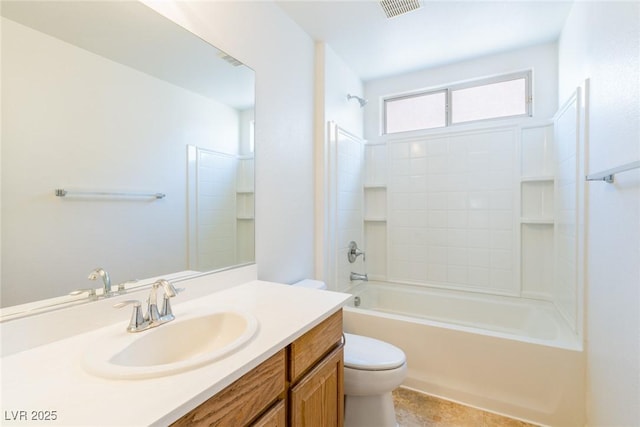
[585, 160, 640, 184]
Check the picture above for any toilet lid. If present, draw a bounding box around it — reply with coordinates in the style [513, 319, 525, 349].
[343, 333, 406, 371]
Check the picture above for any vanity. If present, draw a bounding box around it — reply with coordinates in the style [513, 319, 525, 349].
[0, 267, 349, 426]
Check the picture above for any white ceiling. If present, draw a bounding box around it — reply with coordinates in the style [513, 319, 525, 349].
[277, 0, 573, 81]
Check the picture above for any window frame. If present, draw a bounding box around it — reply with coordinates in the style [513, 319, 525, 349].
[382, 88, 448, 134]
[382, 70, 532, 135]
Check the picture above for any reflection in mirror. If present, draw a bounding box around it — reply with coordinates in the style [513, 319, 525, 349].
[1, 1, 255, 311]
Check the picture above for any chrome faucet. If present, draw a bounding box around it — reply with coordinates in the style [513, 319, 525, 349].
[114, 279, 180, 333]
[348, 241, 366, 263]
[147, 279, 178, 323]
[88, 267, 112, 297]
[350, 272, 368, 281]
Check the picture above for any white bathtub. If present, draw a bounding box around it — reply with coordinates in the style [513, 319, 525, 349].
[342, 281, 585, 426]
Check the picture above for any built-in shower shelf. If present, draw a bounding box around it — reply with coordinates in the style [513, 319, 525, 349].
[363, 184, 387, 189]
[520, 218, 554, 225]
[236, 189, 254, 194]
[364, 217, 387, 222]
[236, 216, 254, 220]
[520, 176, 554, 183]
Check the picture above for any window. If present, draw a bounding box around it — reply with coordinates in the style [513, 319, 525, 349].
[384, 90, 446, 133]
[383, 71, 531, 134]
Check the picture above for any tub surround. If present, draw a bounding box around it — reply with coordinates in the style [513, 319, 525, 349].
[344, 306, 584, 426]
[0, 274, 350, 425]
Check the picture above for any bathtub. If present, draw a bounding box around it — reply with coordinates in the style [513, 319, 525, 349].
[342, 281, 585, 426]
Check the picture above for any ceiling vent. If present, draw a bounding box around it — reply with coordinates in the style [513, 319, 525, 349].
[380, 0, 422, 19]
[217, 52, 243, 67]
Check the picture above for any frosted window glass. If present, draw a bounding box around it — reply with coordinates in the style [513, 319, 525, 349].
[452, 78, 527, 124]
[385, 91, 446, 134]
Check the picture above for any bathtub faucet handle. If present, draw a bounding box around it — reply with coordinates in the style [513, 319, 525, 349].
[348, 241, 366, 263]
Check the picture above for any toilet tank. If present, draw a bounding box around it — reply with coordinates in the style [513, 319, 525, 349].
[291, 279, 327, 290]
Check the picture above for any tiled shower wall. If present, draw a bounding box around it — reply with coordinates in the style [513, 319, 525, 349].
[333, 126, 365, 291]
[361, 121, 576, 308]
[384, 128, 519, 295]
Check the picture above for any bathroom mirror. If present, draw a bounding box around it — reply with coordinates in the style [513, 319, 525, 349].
[0, 1, 255, 312]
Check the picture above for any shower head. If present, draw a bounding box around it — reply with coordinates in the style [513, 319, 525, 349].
[347, 94, 367, 107]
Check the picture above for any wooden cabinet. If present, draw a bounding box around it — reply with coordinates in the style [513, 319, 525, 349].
[172, 309, 343, 427]
[252, 400, 286, 427]
[172, 349, 286, 427]
[290, 346, 344, 427]
[289, 310, 344, 427]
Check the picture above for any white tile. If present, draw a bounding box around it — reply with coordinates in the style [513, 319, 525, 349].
[410, 141, 427, 158]
[447, 229, 467, 247]
[489, 211, 513, 230]
[410, 195, 428, 210]
[488, 170, 514, 190]
[447, 247, 468, 266]
[468, 248, 490, 267]
[427, 155, 448, 174]
[468, 192, 489, 210]
[489, 191, 514, 210]
[489, 150, 513, 171]
[410, 157, 428, 175]
[389, 142, 410, 159]
[467, 267, 490, 286]
[468, 229, 490, 248]
[447, 192, 468, 210]
[490, 230, 512, 250]
[426, 192, 448, 210]
[447, 266, 468, 284]
[390, 158, 411, 176]
[447, 153, 468, 173]
[490, 249, 512, 270]
[427, 264, 447, 282]
[445, 173, 467, 191]
[490, 268, 513, 290]
[428, 210, 448, 228]
[447, 211, 467, 228]
[447, 135, 468, 154]
[426, 137, 448, 156]
[427, 174, 448, 192]
[467, 152, 489, 173]
[427, 246, 447, 264]
[428, 228, 448, 246]
[468, 211, 490, 229]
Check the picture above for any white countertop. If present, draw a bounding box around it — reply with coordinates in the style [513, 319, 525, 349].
[0, 280, 349, 426]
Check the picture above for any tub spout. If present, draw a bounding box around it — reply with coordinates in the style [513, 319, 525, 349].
[350, 272, 368, 281]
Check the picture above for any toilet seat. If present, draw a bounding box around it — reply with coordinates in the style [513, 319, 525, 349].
[344, 333, 406, 371]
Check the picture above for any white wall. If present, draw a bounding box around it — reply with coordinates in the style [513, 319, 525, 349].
[1, 18, 239, 306]
[320, 43, 364, 138]
[314, 42, 364, 282]
[145, 1, 316, 285]
[364, 42, 558, 141]
[559, 3, 640, 426]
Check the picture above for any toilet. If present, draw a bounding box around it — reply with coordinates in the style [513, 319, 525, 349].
[292, 280, 407, 427]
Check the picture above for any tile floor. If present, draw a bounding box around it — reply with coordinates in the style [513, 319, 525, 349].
[393, 387, 539, 427]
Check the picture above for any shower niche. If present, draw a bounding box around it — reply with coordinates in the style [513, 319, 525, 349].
[520, 124, 555, 300]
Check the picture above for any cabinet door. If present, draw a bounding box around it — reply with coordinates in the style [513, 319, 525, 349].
[252, 400, 286, 427]
[290, 345, 344, 427]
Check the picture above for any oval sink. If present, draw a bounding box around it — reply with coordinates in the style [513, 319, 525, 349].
[83, 308, 258, 380]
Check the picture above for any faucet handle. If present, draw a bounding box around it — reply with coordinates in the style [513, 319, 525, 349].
[159, 284, 184, 320]
[116, 279, 138, 294]
[114, 300, 148, 332]
[69, 288, 97, 300]
[348, 241, 366, 263]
